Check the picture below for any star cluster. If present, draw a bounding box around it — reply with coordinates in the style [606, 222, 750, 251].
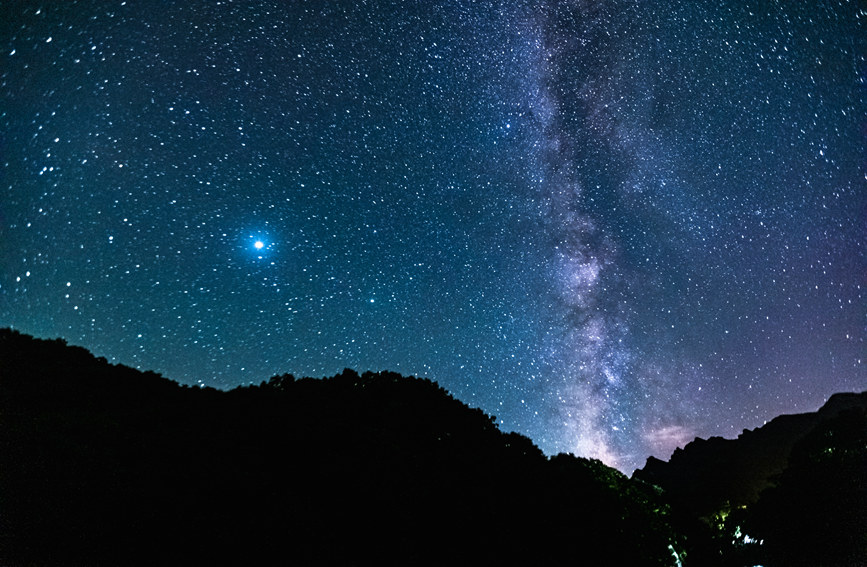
[2, 0, 864, 472]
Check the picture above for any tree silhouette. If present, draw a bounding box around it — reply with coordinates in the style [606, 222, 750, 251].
[0, 328, 708, 566]
[744, 408, 867, 567]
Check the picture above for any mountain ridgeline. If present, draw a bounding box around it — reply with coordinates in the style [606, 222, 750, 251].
[0, 329, 676, 566]
[1, 328, 864, 566]
[634, 390, 867, 567]
[636, 390, 867, 514]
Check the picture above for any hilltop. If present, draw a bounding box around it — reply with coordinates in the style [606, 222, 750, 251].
[634, 390, 867, 566]
[2, 328, 863, 566]
[0, 329, 676, 566]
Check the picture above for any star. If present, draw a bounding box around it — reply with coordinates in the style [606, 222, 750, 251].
[2, 0, 861, 475]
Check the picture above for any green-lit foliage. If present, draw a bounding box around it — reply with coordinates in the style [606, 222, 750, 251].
[744, 409, 867, 567]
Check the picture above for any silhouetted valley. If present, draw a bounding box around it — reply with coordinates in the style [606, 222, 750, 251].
[1, 329, 864, 566]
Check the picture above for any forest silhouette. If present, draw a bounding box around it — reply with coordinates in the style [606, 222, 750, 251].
[1, 328, 864, 566]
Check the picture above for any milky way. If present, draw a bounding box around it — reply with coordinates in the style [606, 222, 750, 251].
[2, 0, 864, 472]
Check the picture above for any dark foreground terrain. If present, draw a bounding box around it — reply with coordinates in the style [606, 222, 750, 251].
[1, 328, 864, 566]
[0, 329, 676, 566]
[635, 389, 867, 567]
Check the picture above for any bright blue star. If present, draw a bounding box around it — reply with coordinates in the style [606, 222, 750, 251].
[245, 233, 275, 259]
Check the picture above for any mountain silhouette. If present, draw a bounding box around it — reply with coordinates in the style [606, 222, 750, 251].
[3, 328, 863, 566]
[635, 391, 867, 516]
[634, 389, 867, 566]
[0, 329, 677, 566]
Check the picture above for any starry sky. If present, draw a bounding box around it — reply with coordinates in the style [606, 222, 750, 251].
[2, 0, 864, 473]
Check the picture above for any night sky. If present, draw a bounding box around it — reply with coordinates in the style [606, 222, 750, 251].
[2, 0, 864, 473]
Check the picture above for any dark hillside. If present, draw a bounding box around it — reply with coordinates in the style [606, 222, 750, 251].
[635, 391, 867, 518]
[634, 390, 867, 566]
[0, 329, 677, 566]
